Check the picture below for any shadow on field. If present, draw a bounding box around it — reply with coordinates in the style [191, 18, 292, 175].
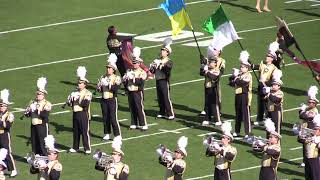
[13, 154, 28, 164]
[280, 157, 301, 166]
[221, 0, 257, 12]
[49, 121, 73, 134]
[172, 103, 201, 114]
[286, 8, 320, 18]
[60, 80, 96, 91]
[16, 135, 32, 147]
[282, 86, 306, 96]
[278, 167, 304, 178]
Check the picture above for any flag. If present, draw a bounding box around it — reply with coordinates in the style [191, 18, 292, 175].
[160, 0, 193, 36]
[275, 16, 296, 48]
[202, 5, 239, 50]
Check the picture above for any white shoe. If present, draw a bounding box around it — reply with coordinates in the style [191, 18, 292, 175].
[202, 121, 209, 126]
[167, 116, 175, 120]
[141, 126, 148, 130]
[299, 163, 305, 167]
[233, 132, 239, 137]
[157, 114, 163, 118]
[200, 111, 206, 115]
[103, 134, 110, 141]
[10, 170, 17, 177]
[69, 148, 77, 153]
[244, 135, 249, 139]
[129, 125, 137, 129]
[215, 121, 222, 126]
[85, 150, 91, 154]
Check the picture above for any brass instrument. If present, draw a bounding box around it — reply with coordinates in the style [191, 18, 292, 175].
[292, 123, 301, 136]
[156, 144, 175, 164]
[250, 136, 269, 151]
[299, 127, 315, 140]
[93, 150, 114, 168]
[26, 152, 49, 169]
[203, 135, 222, 153]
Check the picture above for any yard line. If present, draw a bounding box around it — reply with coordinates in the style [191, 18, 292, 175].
[159, 129, 183, 134]
[285, 0, 303, 3]
[290, 146, 302, 150]
[185, 157, 303, 180]
[0, 18, 319, 74]
[0, 0, 213, 35]
[197, 132, 217, 137]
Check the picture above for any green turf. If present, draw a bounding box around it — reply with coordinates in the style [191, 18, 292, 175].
[0, 0, 320, 179]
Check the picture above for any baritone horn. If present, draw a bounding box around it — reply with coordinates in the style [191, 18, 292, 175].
[26, 152, 49, 169]
[156, 144, 175, 164]
[92, 149, 114, 167]
[202, 135, 222, 153]
[251, 136, 269, 151]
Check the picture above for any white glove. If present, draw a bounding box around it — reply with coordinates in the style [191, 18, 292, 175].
[165, 155, 173, 163]
[101, 78, 109, 86]
[154, 59, 161, 68]
[312, 136, 320, 144]
[262, 87, 271, 94]
[37, 159, 47, 169]
[232, 68, 240, 77]
[300, 103, 307, 112]
[257, 140, 266, 147]
[30, 103, 37, 112]
[213, 142, 221, 151]
[71, 92, 80, 101]
[108, 165, 117, 175]
[203, 65, 208, 71]
[127, 71, 135, 80]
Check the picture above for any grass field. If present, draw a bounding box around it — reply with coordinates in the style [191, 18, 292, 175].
[1, 0, 320, 179]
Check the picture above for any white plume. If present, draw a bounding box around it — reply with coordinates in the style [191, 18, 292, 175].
[272, 69, 282, 81]
[221, 121, 232, 134]
[239, 50, 250, 65]
[44, 135, 55, 150]
[0, 89, 10, 104]
[177, 136, 188, 149]
[268, 41, 279, 54]
[308, 86, 318, 99]
[108, 53, 118, 65]
[76, 66, 87, 79]
[313, 114, 320, 127]
[0, 148, 7, 161]
[37, 77, 47, 91]
[112, 136, 122, 150]
[163, 37, 172, 46]
[264, 118, 275, 132]
[133, 47, 141, 59]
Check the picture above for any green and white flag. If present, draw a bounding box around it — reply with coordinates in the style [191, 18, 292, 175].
[202, 5, 239, 50]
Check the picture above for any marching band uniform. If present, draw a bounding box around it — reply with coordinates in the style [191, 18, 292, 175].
[230, 51, 253, 137]
[252, 42, 280, 124]
[0, 90, 17, 177]
[97, 54, 122, 140]
[123, 58, 148, 130]
[0, 148, 8, 180]
[149, 39, 174, 120]
[68, 67, 92, 154]
[298, 114, 320, 180]
[25, 78, 52, 156]
[201, 57, 222, 126]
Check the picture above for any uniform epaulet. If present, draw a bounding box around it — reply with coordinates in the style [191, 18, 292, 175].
[174, 159, 186, 168]
[7, 112, 14, 123]
[44, 100, 52, 111]
[53, 162, 63, 171]
[122, 164, 129, 174]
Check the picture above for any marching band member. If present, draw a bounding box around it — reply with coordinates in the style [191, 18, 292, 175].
[200, 45, 226, 116]
[264, 69, 284, 134]
[123, 56, 148, 131]
[298, 114, 320, 180]
[0, 90, 17, 177]
[252, 42, 279, 126]
[230, 51, 253, 138]
[0, 148, 8, 180]
[298, 86, 319, 167]
[67, 66, 92, 154]
[95, 136, 129, 180]
[97, 54, 122, 141]
[205, 122, 237, 180]
[159, 136, 188, 180]
[149, 38, 175, 120]
[254, 118, 281, 180]
[24, 78, 52, 157]
[201, 57, 222, 126]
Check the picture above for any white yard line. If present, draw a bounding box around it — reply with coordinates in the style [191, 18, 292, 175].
[186, 157, 303, 180]
[285, 0, 303, 3]
[158, 129, 183, 134]
[0, 18, 319, 74]
[290, 146, 302, 150]
[0, 0, 212, 35]
[197, 132, 217, 137]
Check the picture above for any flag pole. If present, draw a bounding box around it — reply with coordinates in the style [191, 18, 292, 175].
[191, 29, 202, 56]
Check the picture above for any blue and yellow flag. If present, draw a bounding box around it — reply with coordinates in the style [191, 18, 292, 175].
[160, 0, 193, 36]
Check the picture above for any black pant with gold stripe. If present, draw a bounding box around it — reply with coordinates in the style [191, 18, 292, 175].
[101, 98, 121, 136]
[204, 87, 221, 123]
[156, 79, 174, 117]
[267, 110, 282, 133]
[259, 167, 276, 180]
[214, 168, 231, 180]
[257, 83, 266, 122]
[0, 132, 17, 171]
[31, 124, 48, 156]
[72, 111, 91, 151]
[235, 93, 251, 135]
[128, 91, 147, 126]
[305, 158, 320, 180]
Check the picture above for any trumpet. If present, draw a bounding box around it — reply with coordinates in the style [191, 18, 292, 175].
[250, 136, 269, 151]
[292, 123, 302, 136]
[93, 150, 114, 168]
[156, 144, 175, 164]
[203, 135, 222, 153]
[26, 152, 49, 169]
[299, 127, 315, 140]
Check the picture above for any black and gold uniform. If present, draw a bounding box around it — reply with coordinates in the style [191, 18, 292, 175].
[123, 65, 148, 130]
[201, 59, 221, 125]
[26, 98, 52, 156]
[216, 57, 226, 113]
[0, 108, 17, 174]
[230, 71, 253, 136]
[149, 56, 174, 119]
[265, 89, 284, 133]
[38, 160, 62, 180]
[258, 143, 281, 180]
[252, 61, 278, 123]
[97, 73, 122, 138]
[101, 161, 129, 180]
[159, 158, 186, 180]
[68, 88, 92, 153]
